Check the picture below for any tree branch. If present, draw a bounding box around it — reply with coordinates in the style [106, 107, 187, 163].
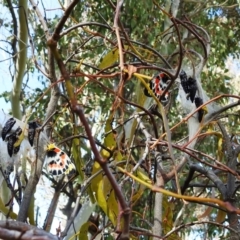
[0, 220, 59, 240]
[5, 0, 18, 64]
[11, 0, 28, 119]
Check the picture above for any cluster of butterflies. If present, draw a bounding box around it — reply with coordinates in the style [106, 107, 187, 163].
[1, 118, 75, 176]
[143, 70, 204, 122]
[1, 118, 38, 157]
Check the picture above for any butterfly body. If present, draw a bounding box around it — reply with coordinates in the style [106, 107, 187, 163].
[46, 143, 75, 176]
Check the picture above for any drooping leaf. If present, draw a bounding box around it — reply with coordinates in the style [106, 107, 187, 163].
[162, 196, 180, 240]
[131, 183, 146, 206]
[99, 48, 119, 69]
[100, 114, 116, 159]
[91, 162, 118, 226]
[0, 196, 17, 219]
[77, 222, 90, 240]
[216, 209, 227, 223]
[217, 136, 223, 162]
[72, 137, 84, 182]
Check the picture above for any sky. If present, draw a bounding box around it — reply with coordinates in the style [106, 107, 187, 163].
[0, 1, 62, 113]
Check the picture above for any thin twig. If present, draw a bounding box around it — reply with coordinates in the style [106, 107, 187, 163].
[113, 0, 124, 71]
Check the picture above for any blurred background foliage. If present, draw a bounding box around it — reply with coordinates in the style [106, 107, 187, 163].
[0, 0, 240, 239]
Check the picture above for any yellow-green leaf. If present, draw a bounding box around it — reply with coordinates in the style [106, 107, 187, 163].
[100, 114, 116, 158]
[216, 209, 226, 223]
[72, 138, 84, 182]
[91, 162, 118, 226]
[131, 184, 145, 205]
[107, 190, 119, 226]
[162, 195, 180, 240]
[0, 196, 17, 219]
[99, 48, 119, 69]
[217, 136, 223, 161]
[136, 168, 152, 184]
[78, 221, 89, 240]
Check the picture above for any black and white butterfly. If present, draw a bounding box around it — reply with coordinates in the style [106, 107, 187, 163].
[5, 127, 22, 157]
[2, 118, 16, 141]
[179, 70, 198, 103]
[28, 121, 41, 146]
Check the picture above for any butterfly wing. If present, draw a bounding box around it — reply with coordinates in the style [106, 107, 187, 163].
[143, 81, 153, 97]
[179, 70, 189, 94]
[46, 145, 75, 176]
[5, 127, 22, 157]
[195, 97, 204, 122]
[28, 121, 40, 146]
[2, 118, 16, 141]
[6, 134, 17, 157]
[188, 77, 198, 103]
[144, 72, 170, 103]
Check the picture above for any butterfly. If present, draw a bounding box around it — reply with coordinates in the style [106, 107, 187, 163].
[144, 72, 170, 103]
[28, 121, 41, 146]
[5, 127, 22, 157]
[2, 117, 16, 141]
[179, 70, 198, 103]
[45, 143, 76, 176]
[194, 97, 204, 122]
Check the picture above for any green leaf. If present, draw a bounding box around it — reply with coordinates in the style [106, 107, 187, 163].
[99, 48, 119, 69]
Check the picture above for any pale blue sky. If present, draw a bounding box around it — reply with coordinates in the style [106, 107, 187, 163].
[0, 1, 62, 113]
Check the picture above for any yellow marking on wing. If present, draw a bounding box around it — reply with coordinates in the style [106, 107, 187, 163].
[46, 143, 57, 151]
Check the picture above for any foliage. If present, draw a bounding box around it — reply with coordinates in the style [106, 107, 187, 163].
[0, 0, 240, 240]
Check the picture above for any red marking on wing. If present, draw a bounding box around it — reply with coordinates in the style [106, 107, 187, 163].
[60, 153, 66, 166]
[159, 73, 165, 78]
[155, 77, 160, 85]
[154, 77, 162, 94]
[53, 147, 61, 153]
[49, 163, 62, 169]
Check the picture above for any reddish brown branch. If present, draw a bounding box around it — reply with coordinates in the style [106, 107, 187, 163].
[0, 220, 59, 240]
[52, 0, 79, 41]
[73, 105, 131, 239]
[113, 0, 124, 71]
[47, 1, 131, 238]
